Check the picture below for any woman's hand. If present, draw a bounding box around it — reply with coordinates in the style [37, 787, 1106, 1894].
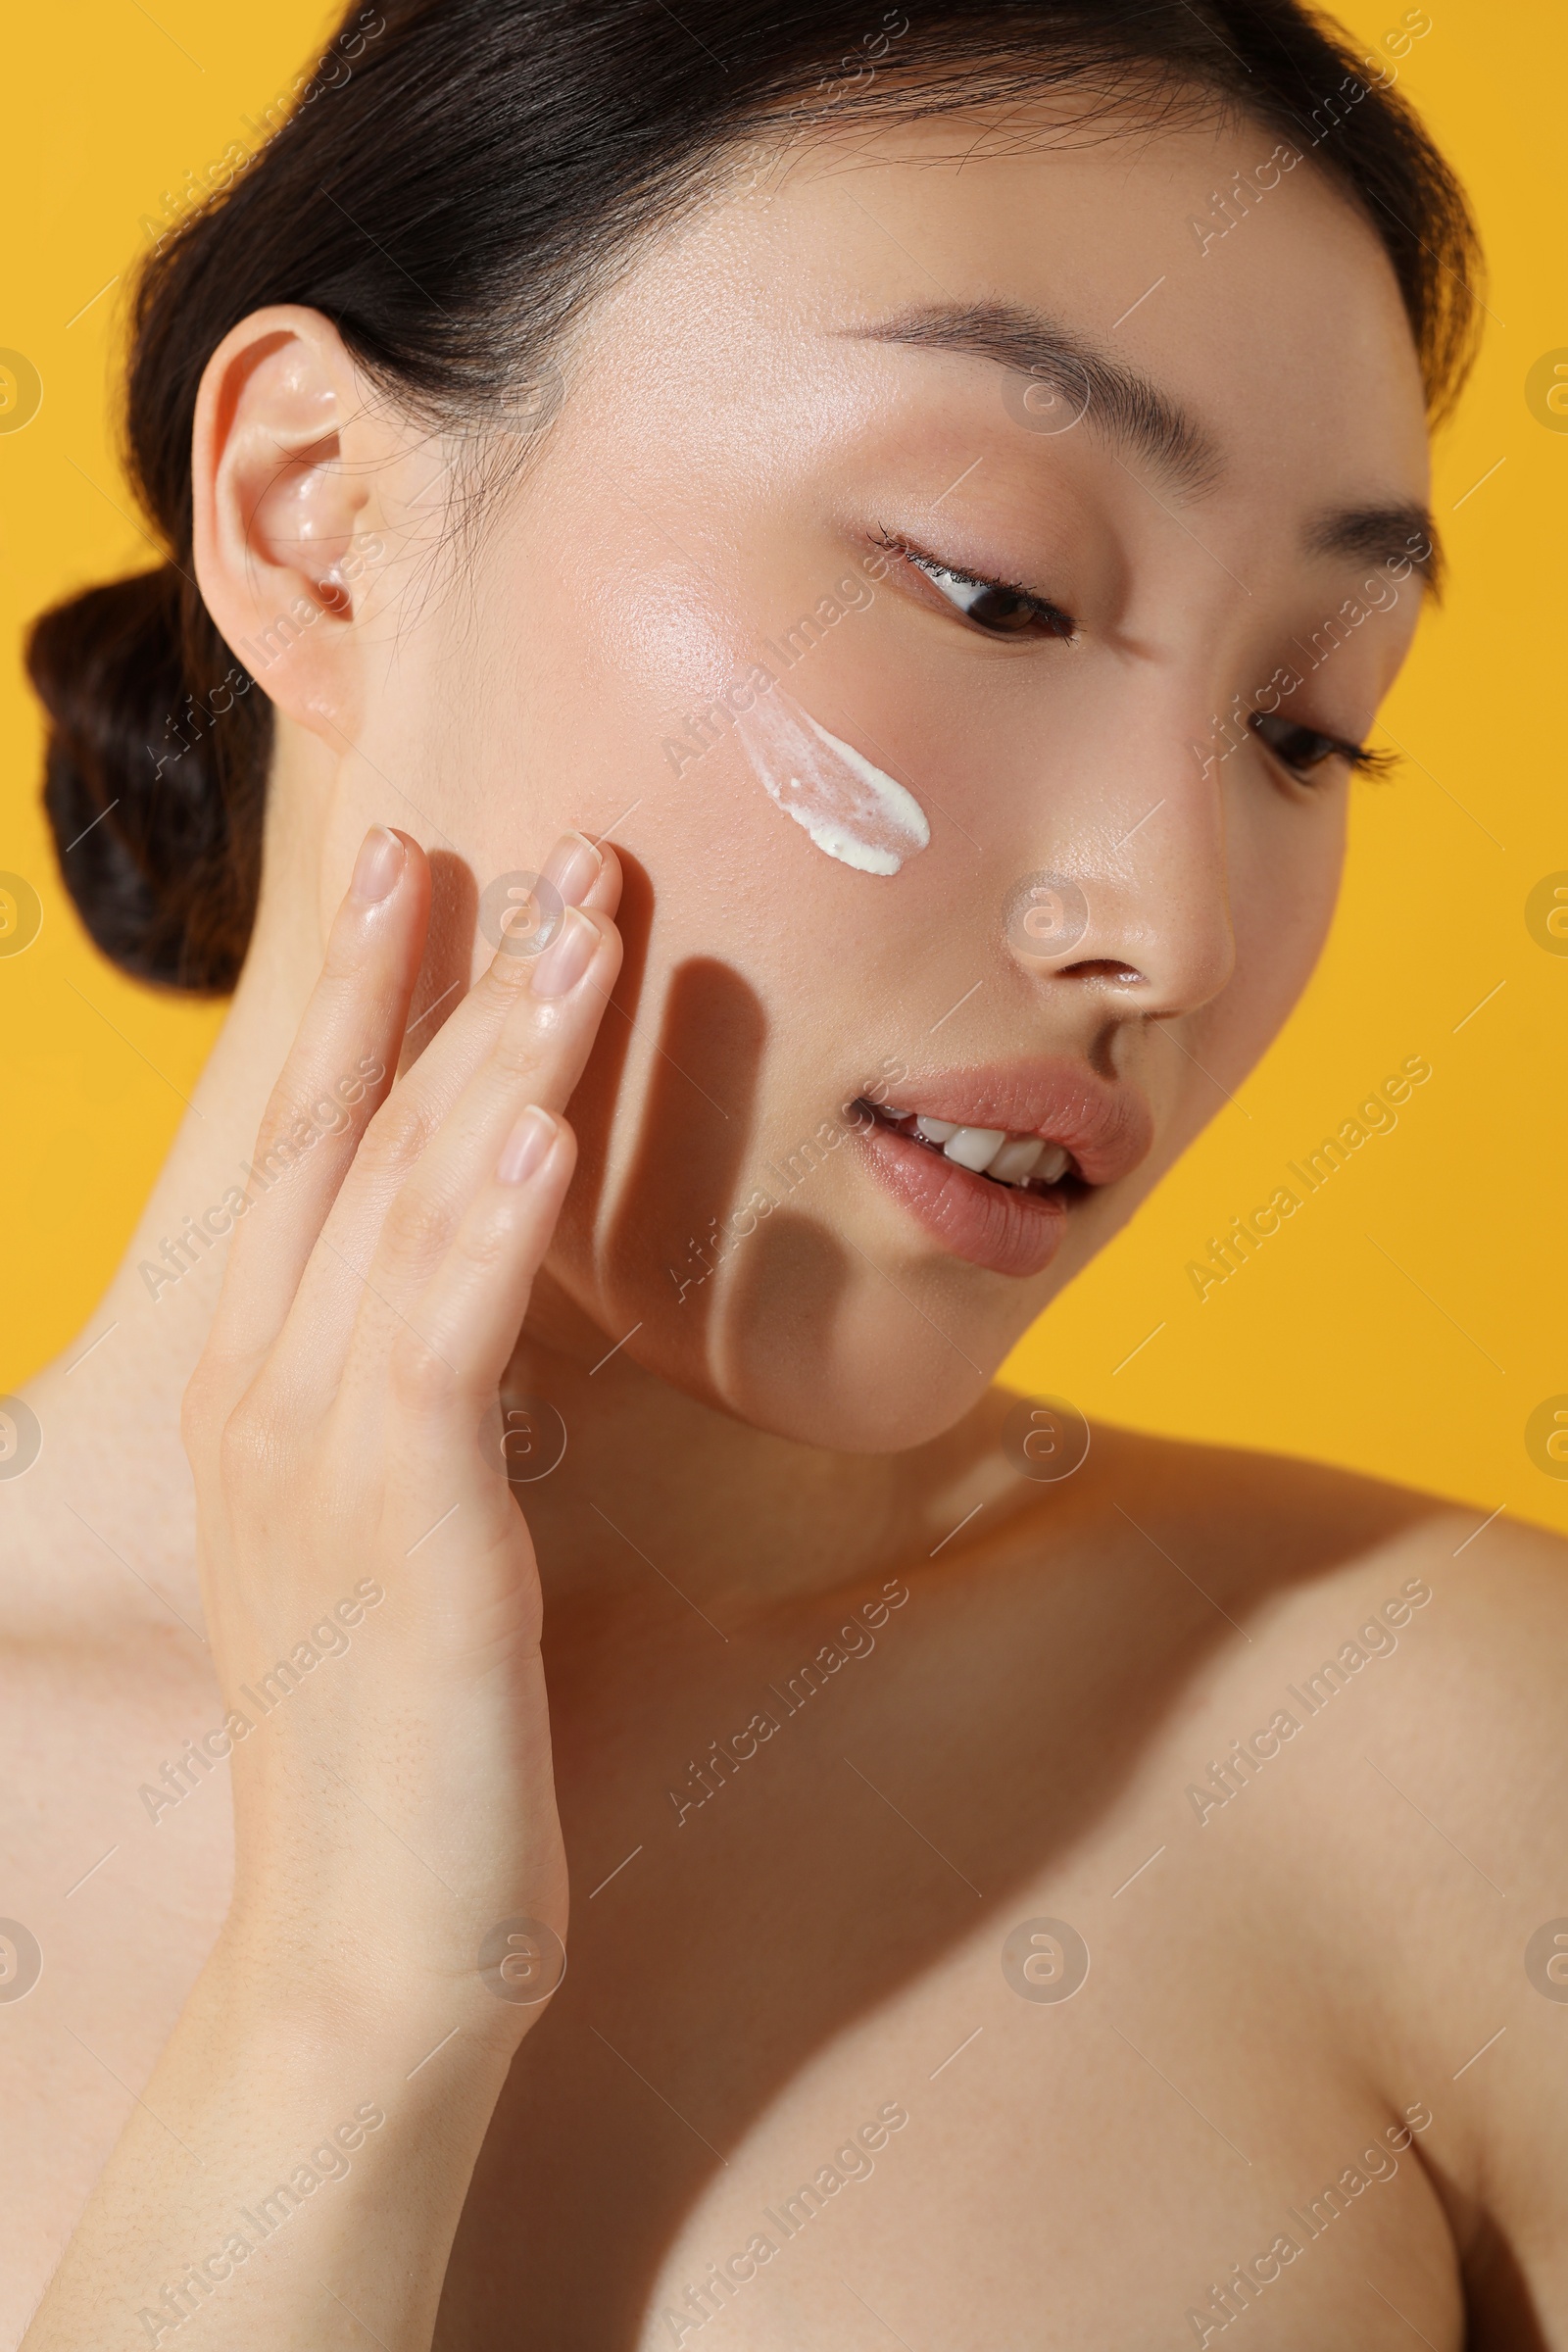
[185, 822, 621, 2031]
[22, 824, 620, 2352]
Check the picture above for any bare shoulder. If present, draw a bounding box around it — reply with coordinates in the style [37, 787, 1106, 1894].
[1050, 1414, 1567, 1672]
[1171, 1432, 1568, 1801]
[1052, 1419, 1568, 1866]
[1266, 1496, 1568, 2317]
[1036, 1429, 1568, 2311]
[1327, 1495, 1568, 1752]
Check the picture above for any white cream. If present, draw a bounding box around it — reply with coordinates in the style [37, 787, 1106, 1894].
[735, 687, 929, 875]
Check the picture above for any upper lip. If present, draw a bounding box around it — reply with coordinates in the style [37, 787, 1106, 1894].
[871, 1057, 1153, 1188]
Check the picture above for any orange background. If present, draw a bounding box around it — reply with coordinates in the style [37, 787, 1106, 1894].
[2, 1, 1564, 1529]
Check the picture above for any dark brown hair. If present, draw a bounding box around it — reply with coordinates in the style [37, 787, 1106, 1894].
[27, 0, 1480, 993]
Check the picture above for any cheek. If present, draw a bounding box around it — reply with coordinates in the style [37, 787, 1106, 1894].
[1218, 793, 1348, 1064]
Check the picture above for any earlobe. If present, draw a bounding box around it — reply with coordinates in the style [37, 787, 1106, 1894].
[191, 304, 377, 734]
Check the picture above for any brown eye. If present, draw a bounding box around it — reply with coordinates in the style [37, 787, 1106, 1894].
[1250, 710, 1359, 777]
[956, 580, 1050, 633]
[906, 552, 1074, 640]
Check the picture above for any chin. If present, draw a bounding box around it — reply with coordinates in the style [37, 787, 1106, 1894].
[608, 1224, 1024, 1453]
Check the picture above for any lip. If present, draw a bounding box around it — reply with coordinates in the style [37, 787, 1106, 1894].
[852, 1056, 1153, 1279]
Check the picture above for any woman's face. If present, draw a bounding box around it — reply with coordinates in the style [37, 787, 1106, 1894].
[330, 101, 1432, 1449]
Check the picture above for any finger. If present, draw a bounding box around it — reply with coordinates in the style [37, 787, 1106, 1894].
[274, 851, 621, 1402]
[202, 827, 428, 1380]
[403, 831, 622, 1077]
[382, 1105, 577, 1549]
[312, 902, 621, 1405]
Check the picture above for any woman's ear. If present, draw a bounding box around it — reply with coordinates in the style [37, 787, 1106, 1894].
[191, 304, 387, 738]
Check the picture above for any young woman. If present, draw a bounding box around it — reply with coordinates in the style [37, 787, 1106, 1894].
[8, 2, 1564, 2345]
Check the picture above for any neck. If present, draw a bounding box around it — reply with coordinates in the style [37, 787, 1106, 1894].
[489, 1274, 1010, 1639]
[22, 785, 328, 1619]
[24, 793, 1006, 1642]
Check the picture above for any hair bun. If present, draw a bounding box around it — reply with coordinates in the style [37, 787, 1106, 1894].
[27, 564, 270, 993]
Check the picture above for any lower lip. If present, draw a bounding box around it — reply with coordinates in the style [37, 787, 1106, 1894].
[857, 1121, 1071, 1278]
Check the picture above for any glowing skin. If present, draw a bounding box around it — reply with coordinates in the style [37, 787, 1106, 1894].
[735, 685, 930, 875]
[23, 96, 1559, 2352]
[161, 107, 1437, 1447]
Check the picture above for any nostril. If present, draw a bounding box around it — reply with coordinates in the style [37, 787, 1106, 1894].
[1056, 958, 1147, 985]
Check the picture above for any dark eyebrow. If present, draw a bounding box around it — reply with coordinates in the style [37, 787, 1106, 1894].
[848, 300, 1222, 497]
[1303, 501, 1444, 597]
[851, 303, 1442, 598]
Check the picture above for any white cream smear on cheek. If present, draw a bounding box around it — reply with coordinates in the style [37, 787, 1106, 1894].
[735, 686, 929, 875]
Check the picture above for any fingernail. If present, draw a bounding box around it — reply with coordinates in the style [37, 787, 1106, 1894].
[530, 905, 598, 998]
[497, 1103, 557, 1185]
[350, 826, 404, 905]
[540, 831, 602, 908]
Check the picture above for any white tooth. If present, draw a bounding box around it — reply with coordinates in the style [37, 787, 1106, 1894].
[988, 1137, 1044, 1184]
[1035, 1145, 1070, 1183]
[914, 1116, 958, 1143]
[942, 1125, 1007, 1172]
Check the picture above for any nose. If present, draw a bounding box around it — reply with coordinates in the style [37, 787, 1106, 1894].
[1004, 725, 1237, 1020]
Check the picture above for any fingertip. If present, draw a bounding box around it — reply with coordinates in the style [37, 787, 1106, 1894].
[349, 824, 406, 906]
[346, 826, 427, 910]
[580, 839, 623, 918]
[386, 829, 431, 905]
[496, 1103, 560, 1185]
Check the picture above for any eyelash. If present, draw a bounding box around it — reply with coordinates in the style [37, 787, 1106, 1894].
[875, 528, 1396, 786]
[1249, 711, 1397, 784]
[874, 528, 1077, 642]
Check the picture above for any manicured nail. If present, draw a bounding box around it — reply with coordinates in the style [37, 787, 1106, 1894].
[497, 1103, 557, 1185]
[530, 905, 598, 998]
[350, 825, 404, 905]
[540, 831, 602, 908]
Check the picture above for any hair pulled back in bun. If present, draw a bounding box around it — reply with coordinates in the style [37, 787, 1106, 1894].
[27, 564, 270, 991]
[28, 0, 1479, 994]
